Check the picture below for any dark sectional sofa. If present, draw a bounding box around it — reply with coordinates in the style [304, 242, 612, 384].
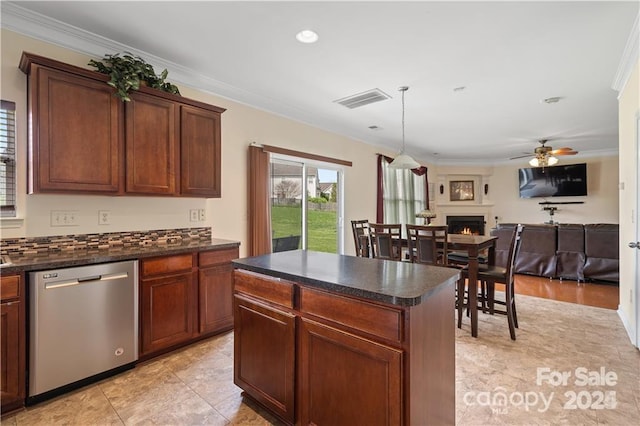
[491, 223, 619, 283]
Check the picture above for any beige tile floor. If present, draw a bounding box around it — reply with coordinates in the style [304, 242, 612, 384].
[3, 294, 639, 425]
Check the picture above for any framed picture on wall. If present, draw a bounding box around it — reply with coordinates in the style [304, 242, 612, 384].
[450, 180, 474, 201]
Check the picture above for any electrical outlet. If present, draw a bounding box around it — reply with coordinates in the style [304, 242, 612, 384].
[198, 209, 206, 221]
[50, 210, 79, 227]
[98, 210, 111, 225]
[190, 209, 199, 222]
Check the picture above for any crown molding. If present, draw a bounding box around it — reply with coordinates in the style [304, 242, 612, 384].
[612, 11, 639, 93]
[0, 3, 263, 101]
[0, 3, 626, 166]
[1, 2, 127, 57]
[433, 148, 619, 167]
[0, 2, 339, 136]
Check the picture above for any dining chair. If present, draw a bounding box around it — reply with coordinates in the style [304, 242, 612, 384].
[369, 223, 403, 261]
[351, 219, 372, 258]
[405, 224, 449, 265]
[457, 224, 523, 340]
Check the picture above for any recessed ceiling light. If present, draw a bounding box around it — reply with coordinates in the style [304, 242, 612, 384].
[296, 30, 319, 44]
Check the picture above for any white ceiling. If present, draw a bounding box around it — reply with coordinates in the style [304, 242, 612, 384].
[3, 1, 638, 165]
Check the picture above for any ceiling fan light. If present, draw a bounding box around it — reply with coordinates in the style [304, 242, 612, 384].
[547, 156, 558, 166]
[389, 152, 420, 169]
[529, 157, 540, 167]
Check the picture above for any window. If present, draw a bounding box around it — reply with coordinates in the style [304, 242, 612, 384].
[378, 155, 428, 228]
[0, 100, 16, 218]
[247, 143, 351, 256]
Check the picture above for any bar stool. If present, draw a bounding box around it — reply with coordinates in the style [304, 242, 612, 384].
[405, 224, 449, 265]
[351, 219, 372, 258]
[369, 223, 403, 261]
[457, 225, 523, 340]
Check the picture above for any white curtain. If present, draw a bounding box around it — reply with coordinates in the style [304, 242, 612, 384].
[381, 160, 425, 228]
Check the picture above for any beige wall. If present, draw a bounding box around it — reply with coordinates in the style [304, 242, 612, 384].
[0, 30, 388, 256]
[0, 29, 622, 260]
[489, 156, 618, 225]
[617, 59, 639, 343]
[428, 157, 618, 231]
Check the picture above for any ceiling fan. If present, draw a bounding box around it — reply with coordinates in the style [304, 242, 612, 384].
[510, 139, 578, 167]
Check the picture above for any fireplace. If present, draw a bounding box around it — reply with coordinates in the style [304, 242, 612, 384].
[447, 215, 485, 235]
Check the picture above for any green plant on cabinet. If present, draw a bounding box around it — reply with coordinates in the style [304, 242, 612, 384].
[88, 52, 180, 102]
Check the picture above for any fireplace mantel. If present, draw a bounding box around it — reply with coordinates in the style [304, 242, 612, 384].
[436, 202, 494, 207]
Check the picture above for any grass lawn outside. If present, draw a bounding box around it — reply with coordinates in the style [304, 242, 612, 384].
[271, 205, 337, 253]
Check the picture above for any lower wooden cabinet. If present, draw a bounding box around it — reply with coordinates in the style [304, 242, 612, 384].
[1, 274, 25, 413]
[233, 268, 455, 425]
[233, 269, 403, 425]
[140, 254, 197, 356]
[298, 318, 403, 426]
[233, 294, 295, 423]
[198, 247, 238, 335]
[139, 247, 239, 358]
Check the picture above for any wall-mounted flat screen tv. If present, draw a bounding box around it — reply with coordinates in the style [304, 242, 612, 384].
[518, 163, 587, 198]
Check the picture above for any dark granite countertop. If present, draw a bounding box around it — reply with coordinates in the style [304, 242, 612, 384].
[0, 238, 240, 274]
[232, 250, 460, 307]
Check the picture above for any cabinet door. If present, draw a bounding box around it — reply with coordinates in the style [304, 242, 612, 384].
[31, 65, 123, 193]
[140, 272, 196, 355]
[180, 106, 222, 197]
[199, 263, 234, 334]
[299, 318, 403, 426]
[126, 92, 179, 195]
[1, 274, 25, 413]
[234, 295, 295, 423]
[1, 302, 22, 411]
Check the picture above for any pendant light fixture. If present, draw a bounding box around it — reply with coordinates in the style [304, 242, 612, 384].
[389, 86, 420, 169]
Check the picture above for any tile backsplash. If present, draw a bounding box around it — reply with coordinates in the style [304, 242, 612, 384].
[0, 227, 212, 256]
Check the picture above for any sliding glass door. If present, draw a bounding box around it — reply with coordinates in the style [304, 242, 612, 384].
[270, 156, 343, 254]
[270, 159, 304, 252]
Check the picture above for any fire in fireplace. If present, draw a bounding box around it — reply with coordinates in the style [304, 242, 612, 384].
[447, 216, 485, 235]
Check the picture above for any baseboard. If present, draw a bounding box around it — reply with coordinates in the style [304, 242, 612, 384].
[617, 306, 638, 348]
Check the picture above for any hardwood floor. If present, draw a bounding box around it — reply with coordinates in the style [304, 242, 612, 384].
[500, 274, 619, 310]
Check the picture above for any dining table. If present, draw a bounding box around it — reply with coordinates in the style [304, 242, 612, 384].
[447, 234, 498, 337]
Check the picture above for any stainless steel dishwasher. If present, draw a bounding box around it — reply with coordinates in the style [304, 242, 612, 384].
[28, 260, 138, 404]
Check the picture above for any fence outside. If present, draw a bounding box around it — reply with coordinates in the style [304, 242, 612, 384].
[271, 198, 337, 211]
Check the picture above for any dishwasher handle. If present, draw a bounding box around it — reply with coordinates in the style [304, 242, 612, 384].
[45, 272, 129, 289]
[78, 275, 102, 282]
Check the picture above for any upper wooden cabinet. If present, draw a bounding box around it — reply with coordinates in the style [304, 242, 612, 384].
[181, 106, 221, 197]
[126, 92, 179, 195]
[19, 52, 226, 197]
[26, 64, 124, 194]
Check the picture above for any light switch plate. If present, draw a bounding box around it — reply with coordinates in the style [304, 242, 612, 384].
[51, 210, 79, 227]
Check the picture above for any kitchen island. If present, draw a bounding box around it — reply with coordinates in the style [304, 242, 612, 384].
[232, 250, 459, 425]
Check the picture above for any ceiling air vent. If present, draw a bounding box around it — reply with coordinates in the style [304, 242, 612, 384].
[334, 88, 391, 109]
